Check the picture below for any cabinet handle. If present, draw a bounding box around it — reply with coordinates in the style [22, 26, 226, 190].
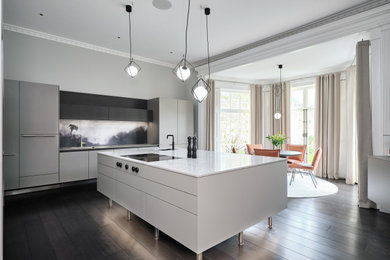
[3, 153, 16, 156]
[21, 134, 57, 137]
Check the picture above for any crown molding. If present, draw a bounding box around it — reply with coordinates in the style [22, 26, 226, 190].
[2, 23, 175, 68]
[196, 1, 390, 75]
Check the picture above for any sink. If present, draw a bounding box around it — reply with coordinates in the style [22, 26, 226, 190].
[121, 153, 181, 162]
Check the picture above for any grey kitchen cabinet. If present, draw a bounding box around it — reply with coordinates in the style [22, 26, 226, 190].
[20, 81, 59, 134]
[60, 104, 109, 120]
[158, 98, 194, 148]
[108, 107, 152, 122]
[159, 98, 178, 148]
[3, 80, 20, 190]
[20, 136, 59, 177]
[177, 100, 194, 146]
[3, 79, 59, 190]
[60, 151, 89, 182]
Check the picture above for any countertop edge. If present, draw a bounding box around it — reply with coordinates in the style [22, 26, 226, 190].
[98, 151, 287, 178]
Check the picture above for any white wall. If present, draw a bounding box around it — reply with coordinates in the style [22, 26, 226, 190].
[3, 30, 193, 100]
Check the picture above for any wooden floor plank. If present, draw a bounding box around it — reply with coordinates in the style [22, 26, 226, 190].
[4, 179, 390, 260]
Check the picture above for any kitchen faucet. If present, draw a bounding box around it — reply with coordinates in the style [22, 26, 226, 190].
[166, 134, 175, 150]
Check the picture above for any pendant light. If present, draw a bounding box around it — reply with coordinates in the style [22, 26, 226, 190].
[274, 64, 283, 119]
[173, 0, 194, 81]
[124, 5, 141, 78]
[192, 7, 211, 103]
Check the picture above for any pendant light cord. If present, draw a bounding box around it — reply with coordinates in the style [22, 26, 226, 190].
[128, 8, 132, 61]
[206, 11, 210, 80]
[184, 0, 190, 66]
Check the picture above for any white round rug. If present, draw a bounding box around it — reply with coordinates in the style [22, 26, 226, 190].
[288, 174, 338, 198]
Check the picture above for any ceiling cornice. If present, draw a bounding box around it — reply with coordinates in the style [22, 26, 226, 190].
[2, 23, 176, 68]
[194, 0, 390, 68]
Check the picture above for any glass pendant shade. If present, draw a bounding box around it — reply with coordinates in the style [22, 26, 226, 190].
[192, 78, 210, 103]
[173, 58, 193, 81]
[274, 112, 281, 120]
[124, 60, 141, 78]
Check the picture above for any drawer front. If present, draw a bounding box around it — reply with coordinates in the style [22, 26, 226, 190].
[139, 164, 197, 196]
[98, 164, 117, 179]
[142, 179, 197, 214]
[145, 194, 197, 252]
[97, 173, 115, 199]
[116, 181, 145, 219]
[20, 173, 58, 188]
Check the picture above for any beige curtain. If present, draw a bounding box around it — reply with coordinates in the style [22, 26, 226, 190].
[355, 40, 376, 208]
[271, 82, 290, 148]
[251, 84, 262, 144]
[315, 73, 341, 179]
[339, 66, 358, 184]
[206, 79, 215, 151]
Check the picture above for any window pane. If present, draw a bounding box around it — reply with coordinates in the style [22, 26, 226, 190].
[218, 89, 251, 153]
[291, 89, 303, 109]
[307, 88, 315, 108]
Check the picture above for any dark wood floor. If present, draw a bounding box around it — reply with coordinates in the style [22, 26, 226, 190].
[4, 179, 390, 260]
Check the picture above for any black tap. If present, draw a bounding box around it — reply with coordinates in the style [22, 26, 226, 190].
[166, 134, 175, 150]
[187, 136, 192, 158]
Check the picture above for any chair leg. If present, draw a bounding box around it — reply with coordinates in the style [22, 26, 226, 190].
[309, 171, 317, 189]
[289, 169, 295, 186]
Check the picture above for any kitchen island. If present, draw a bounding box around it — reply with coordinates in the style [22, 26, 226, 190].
[97, 149, 287, 259]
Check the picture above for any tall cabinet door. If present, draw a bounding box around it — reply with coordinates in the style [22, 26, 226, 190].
[159, 99, 178, 148]
[177, 100, 194, 146]
[19, 81, 59, 134]
[20, 136, 59, 177]
[3, 80, 20, 190]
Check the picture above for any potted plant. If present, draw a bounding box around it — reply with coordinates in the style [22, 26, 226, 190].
[266, 133, 287, 149]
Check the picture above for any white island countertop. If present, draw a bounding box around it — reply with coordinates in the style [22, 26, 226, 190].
[99, 148, 286, 178]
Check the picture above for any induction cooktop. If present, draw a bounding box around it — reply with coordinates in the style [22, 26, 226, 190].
[121, 153, 181, 162]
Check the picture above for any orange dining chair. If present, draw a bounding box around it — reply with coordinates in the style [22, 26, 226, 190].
[289, 148, 322, 188]
[254, 148, 280, 158]
[246, 144, 263, 155]
[286, 144, 306, 164]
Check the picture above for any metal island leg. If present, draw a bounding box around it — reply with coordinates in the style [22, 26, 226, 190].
[108, 199, 112, 208]
[238, 231, 244, 246]
[196, 253, 203, 260]
[268, 217, 272, 229]
[154, 227, 160, 240]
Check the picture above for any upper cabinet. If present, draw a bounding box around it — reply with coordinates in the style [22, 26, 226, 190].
[20, 81, 59, 134]
[60, 91, 152, 122]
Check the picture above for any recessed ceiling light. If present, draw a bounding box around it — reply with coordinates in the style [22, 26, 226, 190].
[152, 0, 172, 10]
[39, 13, 44, 16]
[117, 36, 121, 39]
[170, 51, 174, 54]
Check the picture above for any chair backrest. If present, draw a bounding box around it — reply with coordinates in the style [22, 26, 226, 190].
[287, 144, 306, 162]
[311, 148, 322, 171]
[246, 144, 263, 155]
[254, 148, 280, 158]
[232, 147, 237, 153]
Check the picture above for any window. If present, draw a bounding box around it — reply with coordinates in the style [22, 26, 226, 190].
[290, 78, 316, 162]
[215, 82, 251, 153]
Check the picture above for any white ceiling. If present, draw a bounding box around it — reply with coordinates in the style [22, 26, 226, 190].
[3, 0, 368, 66]
[213, 33, 361, 83]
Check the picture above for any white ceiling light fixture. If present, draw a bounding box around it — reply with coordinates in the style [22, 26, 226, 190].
[124, 5, 141, 78]
[152, 0, 172, 10]
[192, 7, 211, 103]
[172, 0, 194, 82]
[274, 64, 283, 120]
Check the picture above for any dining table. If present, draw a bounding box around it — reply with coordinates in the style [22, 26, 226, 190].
[279, 150, 302, 158]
